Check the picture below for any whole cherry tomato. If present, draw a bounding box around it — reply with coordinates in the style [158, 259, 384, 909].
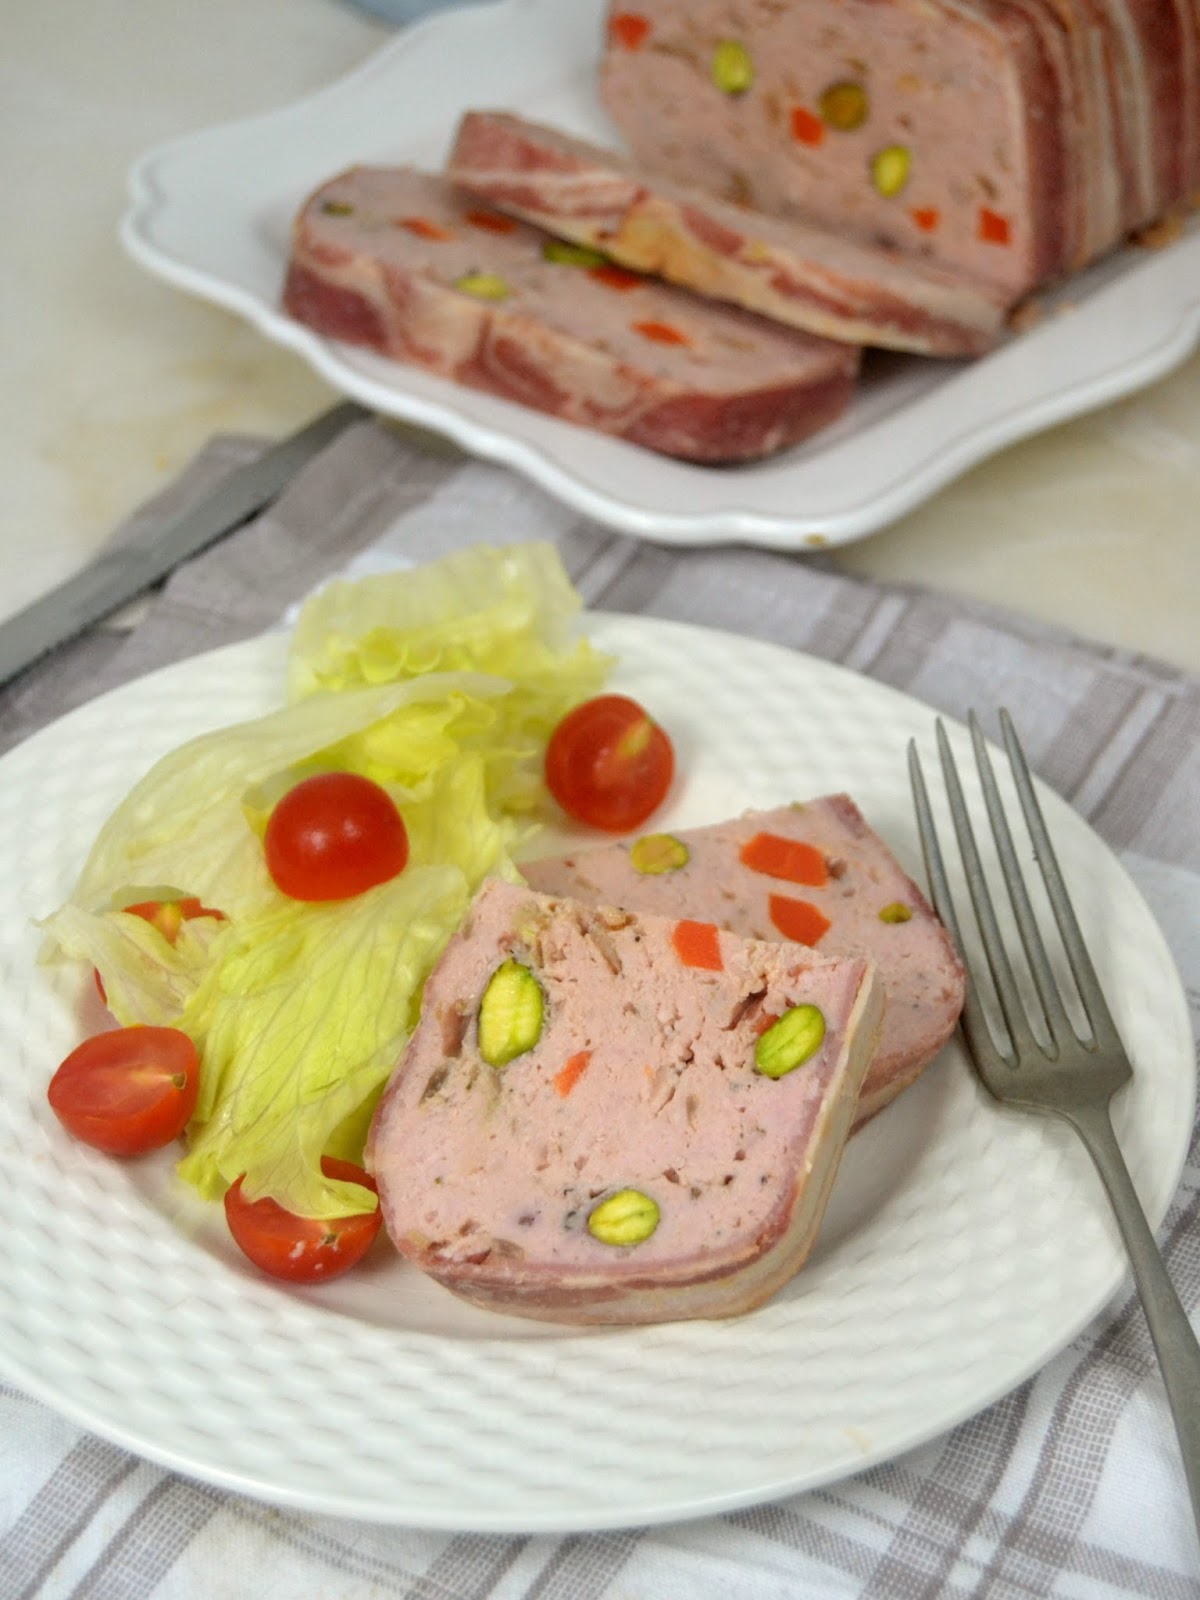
[263, 772, 409, 902]
[545, 694, 674, 832]
[223, 1157, 382, 1284]
[47, 1025, 200, 1156]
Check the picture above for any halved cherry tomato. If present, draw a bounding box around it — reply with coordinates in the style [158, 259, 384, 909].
[94, 895, 226, 1006]
[123, 895, 224, 941]
[224, 1157, 382, 1284]
[263, 772, 409, 902]
[47, 1025, 200, 1156]
[545, 693, 674, 833]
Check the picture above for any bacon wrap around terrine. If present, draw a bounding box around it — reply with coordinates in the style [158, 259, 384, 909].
[521, 796, 965, 1129]
[282, 166, 859, 463]
[448, 110, 1009, 356]
[600, 0, 1199, 301]
[366, 880, 882, 1325]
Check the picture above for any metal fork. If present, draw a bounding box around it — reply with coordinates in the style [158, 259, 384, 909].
[909, 709, 1200, 1539]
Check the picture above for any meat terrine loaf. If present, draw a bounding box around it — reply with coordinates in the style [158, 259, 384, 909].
[521, 796, 964, 1128]
[366, 879, 882, 1325]
[282, 166, 859, 463]
[600, 0, 1197, 301]
[448, 110, 1009, 356]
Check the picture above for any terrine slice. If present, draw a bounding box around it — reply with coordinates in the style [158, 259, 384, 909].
[600, 0, 1071, 297]
[282, 166, 858, 463]
[447, 110, 1010, 356]
[601, 0, 1200, 296]
[366, 880, 882, 1325]
[521, 796, 965, 1129]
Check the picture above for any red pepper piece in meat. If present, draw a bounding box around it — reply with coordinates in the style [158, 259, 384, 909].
[790, 107, 825, 147]
[398, 216, 455, 241]
[979, 208, 1011, 245]
[672, 920, 724, 970]
[739, 833, 828, 887]
[466, 209, 518, 234]
[632, 319, 691, 346]
[554, 1050, 593, 1097]
[768, 896, 831, 946]
[610, 11, 651, 49]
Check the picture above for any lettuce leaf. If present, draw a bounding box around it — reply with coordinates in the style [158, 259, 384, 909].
[176, 864, 470, 1220]
[41, 902, 225, 1026]
[41, 542, 610, 1221]
[51, 672, 512, 928]
[288, 540, 607, 697]
[288, 541, 611, 815]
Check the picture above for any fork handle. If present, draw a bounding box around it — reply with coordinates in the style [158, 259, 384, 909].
[1066, 1100, 1200, 1542]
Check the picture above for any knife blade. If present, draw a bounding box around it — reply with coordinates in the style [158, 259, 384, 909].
[0, 401, 370, 690]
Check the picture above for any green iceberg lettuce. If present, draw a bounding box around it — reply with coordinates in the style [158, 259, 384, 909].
[42, 543, 609, 1220]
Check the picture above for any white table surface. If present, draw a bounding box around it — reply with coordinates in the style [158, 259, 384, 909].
[5, 0, 1200, 671]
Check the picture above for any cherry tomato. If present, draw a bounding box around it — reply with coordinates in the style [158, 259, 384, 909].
[224, 1157, 382, 1284]
[47, 1025, 200, 1157]
[94, 895, 226, 1006]
[263, 772, 409, 902]
[545, 694, 674, 832]
[124, 894, 225, 940]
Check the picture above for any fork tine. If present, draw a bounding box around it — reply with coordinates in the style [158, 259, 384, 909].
[908, 735, 1017, 1072]
[907, 737, 965, 950]
[968, 711, 1078, 1053]
[932, 719, 1047, 1065]
[997, 708, 1124, 1054]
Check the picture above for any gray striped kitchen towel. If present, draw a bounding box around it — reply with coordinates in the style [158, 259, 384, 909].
[1, 417, 1197, 1598]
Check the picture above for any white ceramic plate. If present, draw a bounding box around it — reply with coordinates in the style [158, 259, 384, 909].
[119, 0, 1200, 550]
[0, 615, 1191, 1530]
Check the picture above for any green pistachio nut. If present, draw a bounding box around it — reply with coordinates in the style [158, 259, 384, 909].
[478, 959, 544, 1067]
[541, 240, 610, 268]
[587, 1188, 660, 1246]
[878, 901, 913, 924]
[712, 39, 754, 95]
[754, 1004, 826, 1078]
[871, 145, 911, 197]
[819, 80, 869, 131]
[454, 271, 511, 301]
[629, 832, 690, 875]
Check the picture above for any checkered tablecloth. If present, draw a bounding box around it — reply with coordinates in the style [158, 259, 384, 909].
[2, 417, 1198, 1597]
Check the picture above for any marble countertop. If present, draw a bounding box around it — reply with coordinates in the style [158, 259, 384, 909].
[5, 0, 1200, 670]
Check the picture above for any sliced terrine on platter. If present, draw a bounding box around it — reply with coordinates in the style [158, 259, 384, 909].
[282, 165, 859, 462]
[448, 109, 1009, 355]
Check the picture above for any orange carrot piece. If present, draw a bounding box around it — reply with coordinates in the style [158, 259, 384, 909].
[739, 832, 828, 887]
[610, 11, 651, 48]
[632, 319, 691, 346]
[672, 920, 724, 970]
[588, 263, 644, 292]
[554, 1049, 593, 1097]
[768, 895, 832, 946]
[466, 208, 519, 234]
[790, 107, 825, 147]
[910, 206, 941, 233]
[979, 207, 1011, 245]
[399, 216, 454, 241]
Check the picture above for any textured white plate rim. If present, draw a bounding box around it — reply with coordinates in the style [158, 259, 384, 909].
[117, 0, 1200, 549]
[0, 614, 1192, 1532]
